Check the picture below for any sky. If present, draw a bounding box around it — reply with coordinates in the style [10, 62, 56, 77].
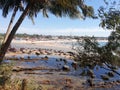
[0, 0, 112, 37]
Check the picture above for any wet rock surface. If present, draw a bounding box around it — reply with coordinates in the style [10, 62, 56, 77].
[4, 54, 120, 90]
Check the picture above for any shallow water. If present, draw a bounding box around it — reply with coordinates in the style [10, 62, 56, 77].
[4, 54, 120, 82]
[60, 41, 107, 47]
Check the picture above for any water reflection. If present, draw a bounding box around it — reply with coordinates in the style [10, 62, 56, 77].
[4, 54, 120, 82]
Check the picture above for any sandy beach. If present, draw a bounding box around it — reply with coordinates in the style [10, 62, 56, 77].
[5, 39, 76, 59]
[11, 39, 74, 52]
[11, 39, 107, 51]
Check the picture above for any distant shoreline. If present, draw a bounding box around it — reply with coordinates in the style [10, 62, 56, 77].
[11, 39, 108, 51]
[11, 39, 73, 52]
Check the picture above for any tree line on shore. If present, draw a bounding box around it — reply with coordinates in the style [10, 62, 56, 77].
[0, 33, 108, 40]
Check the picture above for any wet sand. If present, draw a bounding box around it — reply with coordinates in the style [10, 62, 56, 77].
[11, 39, 74, 52]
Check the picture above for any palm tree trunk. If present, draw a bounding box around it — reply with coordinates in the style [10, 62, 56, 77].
[2, 6, 18, 44]
[0, 3, 30, 63]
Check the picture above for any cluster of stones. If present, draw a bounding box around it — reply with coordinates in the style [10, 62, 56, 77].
[93, 80, 120, 88]
[7, 47, 75, 59]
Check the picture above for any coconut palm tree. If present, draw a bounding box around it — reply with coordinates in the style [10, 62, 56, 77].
[0, 0, 6, 8]
[0, 0, 95, 62]
[2, 0, 24, 44]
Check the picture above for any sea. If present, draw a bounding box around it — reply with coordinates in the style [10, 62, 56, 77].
[60, 41, 107, 47]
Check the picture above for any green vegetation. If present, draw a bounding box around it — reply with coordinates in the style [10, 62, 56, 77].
[0, 64, 12, 89]
[0, 63, 43, 90]
[74, 32, 120, 86]
[74, 33, 120, 70]
[73, 0, 120, 86]
[99, 0, 120, 32]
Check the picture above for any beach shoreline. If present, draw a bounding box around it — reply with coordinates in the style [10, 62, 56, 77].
[5, 39, 76, 59]
[11, 39, 73, 52]
[11, 39, 108, 50]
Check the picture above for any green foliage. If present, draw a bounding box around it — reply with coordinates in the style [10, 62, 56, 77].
[0, 64, 43, 90]
[8, 78, 43, 90]
[74, 31, 120, 69]
[74, 36, 101, 68]
[0, 64, 12, 88]
[74, 1, 120, 70]
[0, 0, 24, 17]
[1, 0, 95, 20]
[73, 0, 120, 81]
[79, 36, 99, 54]
[97, 0, 120, 66]
[99, 9, 120, 30]
[99, 0, 120, 31]
[74, 31, 120, 83]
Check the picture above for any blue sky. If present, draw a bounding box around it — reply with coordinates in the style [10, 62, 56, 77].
[0, 0, 112, 37]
